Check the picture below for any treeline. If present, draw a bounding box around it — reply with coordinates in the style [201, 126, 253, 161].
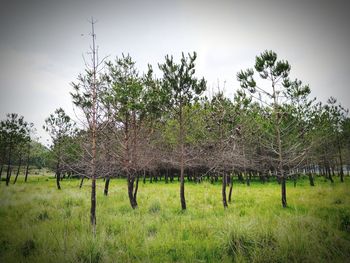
[44, 47, 349, 210]
[1, 43, 349, 232]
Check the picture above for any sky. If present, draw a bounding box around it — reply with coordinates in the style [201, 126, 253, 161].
[0, 0, 349, 144]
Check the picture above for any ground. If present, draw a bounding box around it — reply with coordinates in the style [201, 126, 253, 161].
[0, 172, 350, 262]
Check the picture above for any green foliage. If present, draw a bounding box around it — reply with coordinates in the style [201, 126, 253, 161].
[0, 113, 33, 184]
[105, 54, 144, 117]
[43, 108, 79, 174]
[0, 114, 31, 157]
[43, 108, 77, 149]
[28, 140, 49, 169]
[159, 52, 206, 107]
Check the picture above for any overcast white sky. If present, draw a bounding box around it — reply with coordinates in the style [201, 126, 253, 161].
[0, 0, 349, 144]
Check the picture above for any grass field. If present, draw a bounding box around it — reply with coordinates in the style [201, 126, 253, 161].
[0, 173, 350, 262]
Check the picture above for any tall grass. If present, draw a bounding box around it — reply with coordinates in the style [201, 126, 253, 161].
[0, 174, 349, 262]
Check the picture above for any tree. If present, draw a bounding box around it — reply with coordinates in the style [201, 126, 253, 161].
[104, 54, 145, 209]
[159, 52, 206, 210]
[70, 19, 106, 234]
[237, 50, 312, 208]
[23, 123, 36, 183]
[43, 108, 77, 189]
[326, 97, 348, 182]
[201, 92, 241, 208]
[311, 98, 349, 183]
[104, 54, 168, 208]
[0, 113, 30, 186]
[12, 132, 30, 185]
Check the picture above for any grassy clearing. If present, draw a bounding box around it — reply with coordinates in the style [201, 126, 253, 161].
[0, 174, 350, 262]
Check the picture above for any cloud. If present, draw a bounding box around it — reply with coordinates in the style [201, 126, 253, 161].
[0, 48, 77, 143]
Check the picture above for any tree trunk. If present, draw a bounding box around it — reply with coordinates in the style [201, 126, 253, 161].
[55, 160, 61, 190]
[0, 164, 3, 182]
[79, 176, 84, 188]
[170, 170, 174, 182]
[180, 162, 186, 210]
[5, 146, 12, 186]
[165, 169, 169, 184]
[128, 176, 137, 209]
[104, 177, 110, 196]
[308, 173, 315, 186]
[24, 144, 30, 183]
[222, 172, 228, 208]
[337, 135, 344, 182]
[24, 164, 29, 182]
[133, 173, 139, 202]
[13, 155, 22, 184]
[228, 175, 233, 203]
[238, 172, 244, 183]
[6, 166, 12, 186]
[327, 164, 334, 183]
[281, 175, 287, 208]
[90, 176, 96, 234]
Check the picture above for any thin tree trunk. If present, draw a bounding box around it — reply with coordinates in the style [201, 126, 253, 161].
[5, 145, 12, 186]
[228, 174, 233, 203]
[0, 164, 3, 181]
[170, 171, 174, 182]
[56, 160, 61, 190]
[13, 155, 22, 184]
[308, 173, 315, 186]
[133, 173, 139, 203]
[165, 169, 169, 184]
[128, 176, 137, 209]
[337, 135, 344, 182]
[327, 164, 334, 183]
[24, 164, 29, 182]
[281, 175, 287, 207]
[104, 177, 110, 196]
[222, 172, 228, 208]
[24, 143, 30, 183]
[238, 172, 244, 183]
[90, 176, 96, 234]
[79, 176, 85, 188]
[6, 165, 12, 186]
[180, 159, 186, 210]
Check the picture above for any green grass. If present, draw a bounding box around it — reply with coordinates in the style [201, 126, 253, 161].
[0, 174, 350, 262]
